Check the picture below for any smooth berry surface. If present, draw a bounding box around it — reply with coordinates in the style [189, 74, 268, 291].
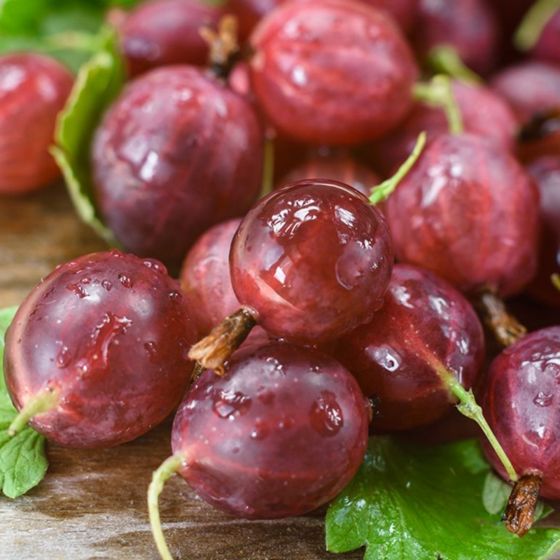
[336, 264, 485, 431]
[279, 150, 379, 197]
[249, 0, 418, 145]
[532, 9, 560, 66]
[92, 66, 263, 267]
[413, 0, 499, 74]
[491, 61, 560, 123]
[386, 133, 540, 298]
[374, 80, 517, 174]
[0, 53, 73, 194]
[181, 219, 242, 335]
[482, 327, 560, 499]
[172, 341, 370, 518]
[4, 251, 197, 448]
[120, 0, 221, 76]
[526, 157, 560, 308]
[231, 180, 393, 344]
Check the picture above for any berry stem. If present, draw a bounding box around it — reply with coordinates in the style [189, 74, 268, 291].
[515, 0, 560, 51]
[476, 291, 527, 347]
[369, 132, 427, 204]
[148, 454, 185, 560]
[8, 388, 59, 436]
[413, 75, 464, 135]
[439, 367, 519, 482]
[504, 473, 543, 537]
[553, 273, 560, 291]
[200, 15, 240, 80]
[426, 45, 482, 85]
[188, 307, 258, 373]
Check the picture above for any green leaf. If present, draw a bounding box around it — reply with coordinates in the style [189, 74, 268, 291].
[52, 26, 124, 246]
[0, 307, 49, 499]
[326, 438, 560, 560]
[482, 471, 511, 515]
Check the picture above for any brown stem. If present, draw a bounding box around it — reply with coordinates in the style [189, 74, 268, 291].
[188, 307, 257, 374]
[200, 15, 240, 80]
[504, 473, 542, 537]
[476, 291, 527, 347]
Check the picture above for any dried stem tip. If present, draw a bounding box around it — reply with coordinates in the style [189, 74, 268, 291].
[476, 291, 527, 347]
[200, 15, 240, 79]
[504, 473, 542, 537]
[188, 307, 257, 374]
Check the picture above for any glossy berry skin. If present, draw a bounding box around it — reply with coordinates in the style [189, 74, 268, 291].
[279, 150, 379, 197]
[0, 53, 73, 194]
[491, 62, 560, 123]
[231, 180, 393, 344]
[482, 327, 560, 499]
[92, 66, 263, 268]
[120, 0, 221, 77]
[181, 219, 242, 335]
[172, 341, 370, 518]
[249, 0, 418, 145]
[362, 0, 418, 32]
[374, 80, 517, 175]
[413, 0, 499, 75]
[4, 251, 197, 448]
[386, 134, 540, 298]
[526, 157, 560, 308]
[532, 10, 560, 65]
[336, 264, 485, 432]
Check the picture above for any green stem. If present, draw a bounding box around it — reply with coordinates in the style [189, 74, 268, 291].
[552, 274, 560, 292]
[369, 132, 427, 205]
[427, 45, 482, 85]
[439, 367, 519, 483]
[413, 75, 464, 135]
[8, 388, 59, 436]
[515, 0, 560, 50]
[260, 133, 275, 198]
[148, 454, 185, 560]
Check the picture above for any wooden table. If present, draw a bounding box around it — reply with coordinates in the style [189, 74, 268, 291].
[0, 186, 361, 560]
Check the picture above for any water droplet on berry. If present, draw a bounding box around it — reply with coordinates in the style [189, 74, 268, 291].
[250, 419, 269, 440]
[143, 259, 167, 274]
[212, 389, 252, 419]
[533, 392, 553, 407]
[310, 391, 343, 436]
[56, 346, 71, 368]
[66, 282, 88, 299]
[168, 291, 182, 301]
[102, 280, 113, 291]
[367, 345, 401, 373]
[144, 341, 157, 361]
[118, 274, 133, 288]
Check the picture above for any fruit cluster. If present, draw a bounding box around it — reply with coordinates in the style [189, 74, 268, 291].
[1, 0, 560, 558]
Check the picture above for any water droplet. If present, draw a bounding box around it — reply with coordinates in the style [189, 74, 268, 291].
[250, 418, 269, 440]
[143, 259, 167, 274]
[102, 280, 113, 291]
[56, 346, 71, 368]
[367, 345, 401, 373]
[310, 391, 343, 436]
[118, 274, 133, 288]
[212, 389, 252, 419]
[533, 392, 553, 407]
[168, 291, 182, 301]
[66, 282, 88, 299]
[278, 416, 295, 430]
[80, 277, 91, 285]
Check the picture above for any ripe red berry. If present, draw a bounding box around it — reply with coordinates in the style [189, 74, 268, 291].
[413, 0, 499, 75]
[336, 264, 485, 431]
[526, 156, 560, 308]
[120, 0, 222, 76]
[92, 66, 263, 267]
[230, 180, 393, 344]
[482, 327, 560, 536]
[0, 53, 73, 194]
[386, 133, 539, 299]
[181, 219, 242, 335]
[491, 61, 560, 123]
[4, 251, 197, 448]
[249, 0, 418, 145]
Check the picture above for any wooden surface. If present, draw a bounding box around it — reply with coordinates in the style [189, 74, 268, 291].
[0, 186, 362, 560]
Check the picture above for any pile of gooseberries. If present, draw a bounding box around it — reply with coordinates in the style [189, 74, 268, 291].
[2, 0, 560, 558]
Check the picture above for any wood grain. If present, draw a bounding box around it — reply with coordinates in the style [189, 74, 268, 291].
[0, 186, 362, 560]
